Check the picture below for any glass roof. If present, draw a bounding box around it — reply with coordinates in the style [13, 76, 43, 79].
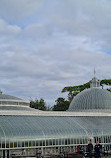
[69, 88, 111, 111]
[0, 115, 110, 141]
[0, 93, 29, 108]
[0, 105, 33, 111]
[0, 93, 22, 100]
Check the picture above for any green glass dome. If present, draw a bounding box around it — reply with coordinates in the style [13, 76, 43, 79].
[68, 88, 111, 111]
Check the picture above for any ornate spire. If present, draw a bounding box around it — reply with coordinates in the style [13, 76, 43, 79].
[90, 70, 100, 88]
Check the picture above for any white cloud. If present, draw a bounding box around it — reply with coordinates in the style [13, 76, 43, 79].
[0, 18, 21, 36]
[0, 0, 111, 105]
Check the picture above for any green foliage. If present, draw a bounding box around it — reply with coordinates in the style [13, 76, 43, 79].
[30, 79, 111, 111]
[100, 79, 111, 86]
[62, 79, 111, 101]
[107, 89, 111, 92]
[30, 98, 47, 111]
[101, 79, 111, 92]
[52, 97, 70, 111]
[62, 82, 90, 102]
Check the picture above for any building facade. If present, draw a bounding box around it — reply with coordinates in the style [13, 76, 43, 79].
[0, 77, 111, 157]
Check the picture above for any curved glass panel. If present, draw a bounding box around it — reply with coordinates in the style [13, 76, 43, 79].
[69, 88, 111, 111]
[0, 94, 22, 100]
[0, 116, 111, 141]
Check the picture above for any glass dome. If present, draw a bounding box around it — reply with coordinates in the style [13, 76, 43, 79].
[68, 87, 111, 111]
[0, 92, 30, 109]
[0, 93, 22, 100]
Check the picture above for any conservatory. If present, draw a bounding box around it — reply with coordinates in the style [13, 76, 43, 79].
[0, 76, 111, 158]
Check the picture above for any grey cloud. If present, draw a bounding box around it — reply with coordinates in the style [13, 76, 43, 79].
[0, 0, 43, 21]
[0, 46, 111, 105]
[46, 0, 111, 48]
[0, 0, 111, 105]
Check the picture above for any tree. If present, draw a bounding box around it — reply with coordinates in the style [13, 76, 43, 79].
[62, 79, 111, 102]
[38, 98, 47, 110]
[30, 98, 47, 111]
[52, 97, 70, 111]
[62, 82, 90, 102]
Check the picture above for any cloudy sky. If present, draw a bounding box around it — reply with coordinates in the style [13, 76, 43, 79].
[0, 0, 111, 106]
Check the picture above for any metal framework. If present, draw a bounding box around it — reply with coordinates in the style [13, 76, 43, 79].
[0, 78, 111, 157]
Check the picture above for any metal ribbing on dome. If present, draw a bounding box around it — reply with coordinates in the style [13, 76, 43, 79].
[0, 94, 22, 100]
[68, 88, 111, 111]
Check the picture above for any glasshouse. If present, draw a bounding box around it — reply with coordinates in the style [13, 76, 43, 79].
[0, 76, 111, 158]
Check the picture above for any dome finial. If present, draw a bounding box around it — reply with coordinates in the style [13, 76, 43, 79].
[90, 69, 100, 88]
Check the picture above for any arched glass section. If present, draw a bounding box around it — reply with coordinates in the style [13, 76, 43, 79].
[69, 88, 111, 111]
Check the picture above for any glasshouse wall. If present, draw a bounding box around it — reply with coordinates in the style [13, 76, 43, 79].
[0, 135, 111, 150]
